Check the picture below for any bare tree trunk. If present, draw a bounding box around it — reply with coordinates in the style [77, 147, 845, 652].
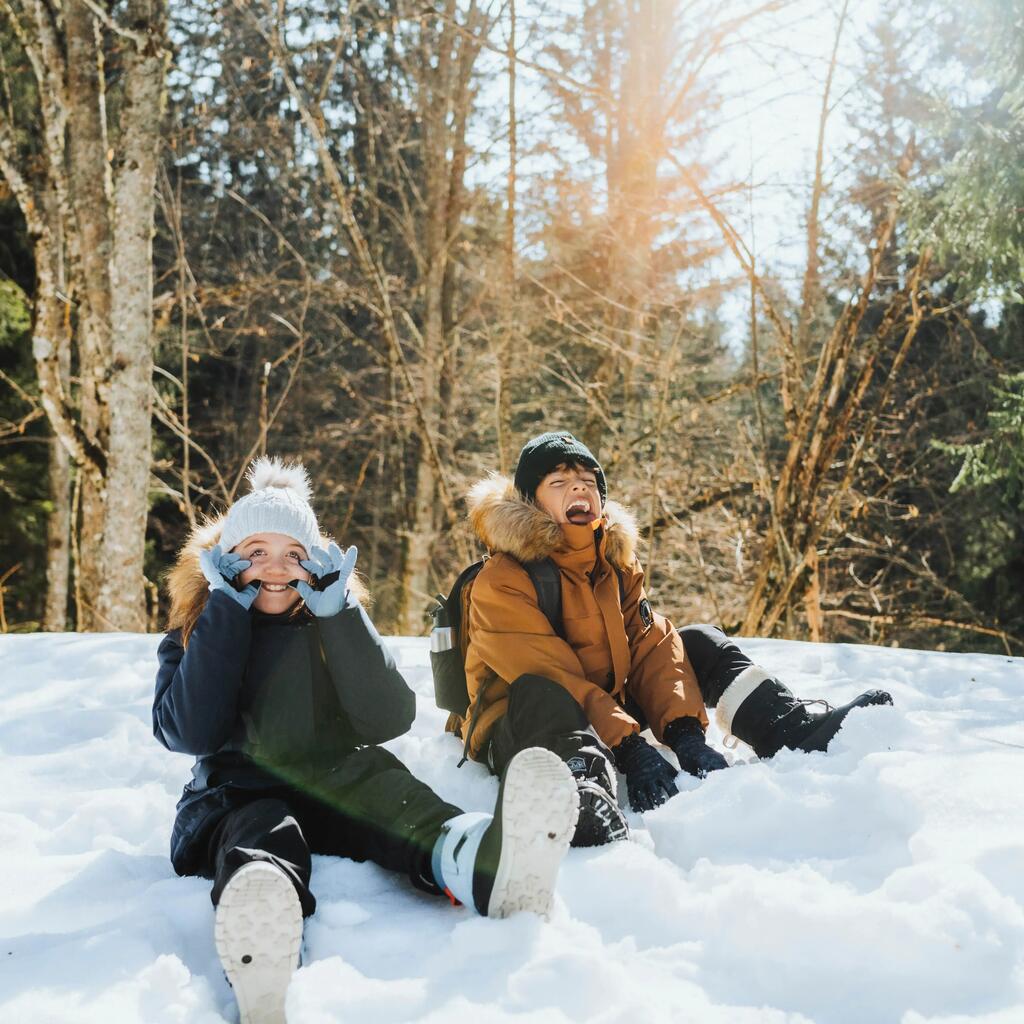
[396, 0, 482, 633]
[35, 186, 74, 631]
[794, 1, 848, 417]
[401, 454, 438, 633]
[1, 2, 90, 629]
[615, 0, 659, 440]
[0, 0, 167, 630]
[399, 128, 447, 632]
[43, 435, 72, 630]
[65, 0, 115, 625]
[582, 0, 662, 449]
[97, 0, 165, 631]
[494, 0, 516, 474]
[43, 287, 72, 631]
[397, 4, 455, 635]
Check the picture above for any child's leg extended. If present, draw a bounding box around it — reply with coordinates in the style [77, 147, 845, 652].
[206, 799, 307, 1024]
[676, 623, 758, 708]
[487, 674, 628, 847]
[207, 797, 315, 916]
[678, 623, 893, 758]
[298, 744, 578, 918]
[296, 745, 461, 891]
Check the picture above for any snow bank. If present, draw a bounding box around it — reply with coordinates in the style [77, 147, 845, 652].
[0, 632, 1021, 1023]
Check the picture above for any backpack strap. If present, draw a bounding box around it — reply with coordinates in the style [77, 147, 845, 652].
[523, 558, 565, 639]
[523, 560, 627, 638]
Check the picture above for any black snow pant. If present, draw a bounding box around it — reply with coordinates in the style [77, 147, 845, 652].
[485, 624, 757, 779]
[204, 746, 461, 917]
[486, 674, 617, 789]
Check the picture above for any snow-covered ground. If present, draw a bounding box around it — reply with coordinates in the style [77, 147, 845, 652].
[0, 632, 1022, 1024]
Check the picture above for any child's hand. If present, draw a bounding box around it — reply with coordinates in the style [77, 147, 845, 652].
[665, 716, 729, 778]
[292, 543, 358, 618]
[612, 733, 679, 812]
[199, 545, 261, 610]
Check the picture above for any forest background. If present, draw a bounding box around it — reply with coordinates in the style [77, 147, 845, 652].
[0, 0, 1021, 651]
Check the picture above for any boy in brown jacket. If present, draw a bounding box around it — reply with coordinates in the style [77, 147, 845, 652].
[448, 431, 893, 846]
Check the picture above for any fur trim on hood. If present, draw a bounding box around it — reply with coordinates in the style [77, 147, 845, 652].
[467, 474, 638, 569]
[166, 514, 368, 645]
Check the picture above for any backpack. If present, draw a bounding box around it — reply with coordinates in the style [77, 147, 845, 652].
[429, 557, 623, 717]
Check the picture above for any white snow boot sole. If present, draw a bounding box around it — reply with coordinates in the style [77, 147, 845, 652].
[214, 861, 303, 1024]
[487, 748, 580, 919]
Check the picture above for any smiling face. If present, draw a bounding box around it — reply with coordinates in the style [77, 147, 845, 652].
[233, 532, 311, 614]
[534, 462, 603, 525]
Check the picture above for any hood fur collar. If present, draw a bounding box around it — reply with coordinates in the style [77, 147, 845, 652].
[166, 516, 226, 638]
[166, 514, 366, 643]
[467, 474, 638, 569]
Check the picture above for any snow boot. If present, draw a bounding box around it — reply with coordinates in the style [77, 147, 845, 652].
[214, 861, 303, 1024]
[563, 750, 628, 846]
[715, 666, 893, 758]
[432, 747, 579, 918]
[572, 778, 630, 847]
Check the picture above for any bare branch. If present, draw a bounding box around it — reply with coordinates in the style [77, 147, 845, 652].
[415, 0, 606, 101]
[75, 0, 160, 51]
[0, 367, 39, 409]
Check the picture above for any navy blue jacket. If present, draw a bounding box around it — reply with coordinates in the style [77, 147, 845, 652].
[154, 589, 416, 874]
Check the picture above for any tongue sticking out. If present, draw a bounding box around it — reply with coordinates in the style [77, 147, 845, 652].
[566, 502, 595, 525]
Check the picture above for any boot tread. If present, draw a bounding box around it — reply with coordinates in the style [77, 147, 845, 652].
[485, 748, 579, 919]
[214, 861, 303, 1024]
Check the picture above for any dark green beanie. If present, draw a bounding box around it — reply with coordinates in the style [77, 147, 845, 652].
[513, 431, 607, 503]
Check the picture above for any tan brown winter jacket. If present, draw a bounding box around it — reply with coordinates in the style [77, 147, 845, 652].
[449, 475, 707, 761]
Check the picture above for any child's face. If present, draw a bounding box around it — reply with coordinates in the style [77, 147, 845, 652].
[534, 463, 602, 525]
[233, 532, 311, 615]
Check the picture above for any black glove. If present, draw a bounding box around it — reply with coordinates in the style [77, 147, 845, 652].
[611, 733, 679, 812]
[664, 716, 729, 778]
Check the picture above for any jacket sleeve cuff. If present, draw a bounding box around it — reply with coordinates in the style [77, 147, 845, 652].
[316, 599, 382, 645]
[589, 698, 640, 752]
[663, 715, 705, 746]
[205, 586, 254, 620]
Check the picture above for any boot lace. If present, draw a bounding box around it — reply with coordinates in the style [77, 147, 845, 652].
[722, 698, 835, 749]
[780, 697, 834, 718]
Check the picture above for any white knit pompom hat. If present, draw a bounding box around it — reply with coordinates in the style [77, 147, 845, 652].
[218, 456, 321, 556]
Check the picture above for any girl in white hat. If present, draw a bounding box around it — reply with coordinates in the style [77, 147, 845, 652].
[154, 456, 578, 1024]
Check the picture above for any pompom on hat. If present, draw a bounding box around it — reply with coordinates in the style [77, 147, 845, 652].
[218, 456, 321, 556]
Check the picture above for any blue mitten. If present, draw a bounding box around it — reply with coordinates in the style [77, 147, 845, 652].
[293, 543, 358, 618]
[199, 545, 260, 610]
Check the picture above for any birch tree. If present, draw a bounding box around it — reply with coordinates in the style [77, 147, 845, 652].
[0, 0, 166, 630]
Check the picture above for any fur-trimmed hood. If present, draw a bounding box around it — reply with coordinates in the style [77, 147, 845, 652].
[166, 514, 367, 644]
[466, 474, 638, 569]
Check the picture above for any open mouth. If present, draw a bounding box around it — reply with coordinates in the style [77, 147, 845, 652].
[565, 499, 595, 525]
[260, 583, 291, 593]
